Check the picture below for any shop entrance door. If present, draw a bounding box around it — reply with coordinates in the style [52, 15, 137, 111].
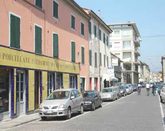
[34, 71, 41, 109]
[16, 70, 25, 116]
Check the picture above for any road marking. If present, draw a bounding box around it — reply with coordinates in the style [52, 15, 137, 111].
[158, 95, 165, 131]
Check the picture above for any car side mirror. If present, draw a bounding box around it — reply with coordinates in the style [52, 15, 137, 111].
[71, 95, 75, 99]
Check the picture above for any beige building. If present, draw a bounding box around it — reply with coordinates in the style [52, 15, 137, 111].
[138, 62, 150, 82]
[161, 56, 165, 82]
[109, 22, 141, 84]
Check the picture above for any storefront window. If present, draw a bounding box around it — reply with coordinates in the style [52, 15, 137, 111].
[56, 73, 63, 89]
[70, 75, 77, 89]
[0, 68, 9, 113]
[48, 72, 55, 96]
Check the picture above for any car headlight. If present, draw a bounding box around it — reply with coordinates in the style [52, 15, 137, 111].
[58, 104, 67, 109]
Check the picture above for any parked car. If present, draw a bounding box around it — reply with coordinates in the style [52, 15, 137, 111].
[125, 84, 133, 94]
[132, 84, 138, 91]
[39, 88, 84, 120]
[119, 85, 126, 96]
[83, 90, 102, 111]
[100, 86, 119, 101]
[160, 86, 165, 103]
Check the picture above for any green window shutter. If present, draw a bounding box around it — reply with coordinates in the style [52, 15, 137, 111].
[71, 15, 75, 29]
[35, 26, 42, 54]
[103, 33, 105, 43]
[99, 29, 101, 40]
[94, 25, 97, 37]
[53, 1, 58, 18]
[95, 52, 97, 68]
[35, 0, 42, 8]
[81, 23, 84, 36]
[99, 53, 102, 66]
[10, 14, 20, 49]
[71, 42, 75, 63]
[88, 21, 91, 34]
[53, 34, 58, 58]
[81, 47, 85, 64]
[89, 50, 92, 66]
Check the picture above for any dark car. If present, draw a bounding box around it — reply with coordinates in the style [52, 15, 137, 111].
[83, 91, 102, 111]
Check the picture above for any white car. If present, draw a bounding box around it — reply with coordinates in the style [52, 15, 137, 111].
[160, 86, 165, 103]
[100, 87, 118, 101]
[39, 88, 84, 120]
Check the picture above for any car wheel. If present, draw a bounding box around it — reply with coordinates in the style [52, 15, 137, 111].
[79, 105, 84, 114]
[92, 103, 95, 111]
[66, 107, 71, 119]
[41, 116, 47, 121]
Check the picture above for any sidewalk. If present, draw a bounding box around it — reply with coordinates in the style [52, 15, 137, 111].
[0, 113, 40, 130]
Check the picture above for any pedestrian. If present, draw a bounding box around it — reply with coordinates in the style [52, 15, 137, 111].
[137, 83, 141, 95]
[146, 83, 150, 96]
[152, 83, 156, 96]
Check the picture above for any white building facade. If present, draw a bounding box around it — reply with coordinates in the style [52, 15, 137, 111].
[109, 22, 141, 84]
[84, 9, 112, 91]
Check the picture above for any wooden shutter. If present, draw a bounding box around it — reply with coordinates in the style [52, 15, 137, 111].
[35, 26, 42, 54]
[71, 42, 75, 62]
[53, 1, 58, 18]
[53, 34, 58, 58]
[10, 14, 20, 49]
[36, 0, 42, 8]
[81, 47, 85, 64]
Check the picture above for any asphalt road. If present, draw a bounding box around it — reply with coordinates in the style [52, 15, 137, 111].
[8, 89, 164, 131]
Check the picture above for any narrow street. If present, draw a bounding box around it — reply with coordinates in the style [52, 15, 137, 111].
[7, 89, 164, 131]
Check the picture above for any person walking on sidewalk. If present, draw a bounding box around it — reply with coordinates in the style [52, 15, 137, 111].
[137, 83, 141, 95]
[146, 83, 150, 96]
[152, 83, 156, 96]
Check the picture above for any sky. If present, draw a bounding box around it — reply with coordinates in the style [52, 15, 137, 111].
[75, 0, 165, 72]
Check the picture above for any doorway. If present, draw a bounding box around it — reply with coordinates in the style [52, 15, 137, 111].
[34, 71, 41, 109]
[16, 70, 26, 116]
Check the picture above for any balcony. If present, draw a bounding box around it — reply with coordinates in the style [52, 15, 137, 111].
[134, 48, 140, 56]
[134, 37, 141, 47]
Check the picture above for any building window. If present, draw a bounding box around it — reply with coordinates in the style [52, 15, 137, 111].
[70, 75, 77, 89]
[107, 56, 109, 67]
[123, 52, 132, 60]
[47, 72, 55, 96]
[80, 77, 85, 93]
[95, 52, 97, 68]
[35, 0, 42, 8]
[53, 0, 58, 19]
[99, 29, 102, 40]
[71, 15, 75, 29]
[81, 23, 84, 36]
[89, 50, 92, 66]
[103, 33, 106, 44]
[99, 53, 102, 66]
[81, 47, 85, 64]
[53, 33, 58, 58]
[71, 41, 76, 63]
[88, 21, 91, 34]
[104, 55, 106, 67]
[106, 36, 109, 46]
[35, 25, 42, 54]
[123, 41, 131, 49]
[10, 14, 20, 49]
[94, 25, 97, 37]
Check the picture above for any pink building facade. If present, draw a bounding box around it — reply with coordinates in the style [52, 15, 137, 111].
[0, 0, 89, 119]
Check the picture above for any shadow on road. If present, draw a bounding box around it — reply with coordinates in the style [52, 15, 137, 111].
[39, 113, 82, 122]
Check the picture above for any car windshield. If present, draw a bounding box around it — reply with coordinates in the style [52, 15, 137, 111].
[47, 91, 70, 100]
[102, 88, 112, 93]
[83, 91, 95, 98]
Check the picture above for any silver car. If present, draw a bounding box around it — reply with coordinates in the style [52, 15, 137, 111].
[100, 87, 119, 101]
[39, 88, 84, 120]
[160, 86, 165, 103]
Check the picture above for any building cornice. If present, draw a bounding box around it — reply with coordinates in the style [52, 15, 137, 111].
[83, 8, 112, 33]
